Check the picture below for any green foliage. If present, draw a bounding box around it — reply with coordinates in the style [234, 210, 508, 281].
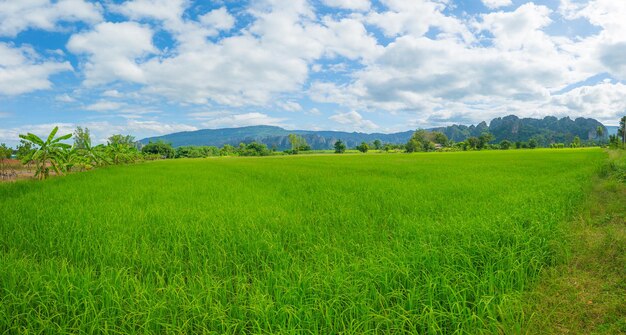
[609, 134, 620, 149]
[0, 150, 605, 333]
[373, 139, 382, 150]
[0, 143, 11, 160]
[467, 136, 479, 150]
[287, 134, 310, 153]
[175, 146, 220, 158]
[73, 126, 91, 150]
[18, 126, 72, 180]
[15, 140, 33, 161]
[108, 134, 136, 147]
[356, 141, 369, 153]
[571, 136, 581, 148]
[500, 140, 512, 150]
[406, 129, 443, 152]
[617, 116, 626, 147]
[596, 125, 604, 139]
[238, 142, 271, 156]
[478, 132, 495, 149]
[0, 143, 14, 180]
[334, 140, 346, 153]
[142, 141, 175, 159]
[435, 115, 606, 145]
[529, 138, 538, 149]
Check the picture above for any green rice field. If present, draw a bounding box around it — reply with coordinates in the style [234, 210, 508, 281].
[0, 149, 607, 334]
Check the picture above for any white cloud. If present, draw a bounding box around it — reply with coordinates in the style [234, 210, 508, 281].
[277, 101, 303, 112]
[550, 82, 626, 123]
[329, 111, 378, 130]
[478, 3, 553, 52]
[0, 120, 196, 146]
[67, 22, 156, 86]
[0, 0, 102, 37]
[307, 108, 322, 115]
[109, 0, 186, 23]
[199, 7, 236, 33]
[482, 0, 513, 9]
[201, 112, 287, 128]
[84, 101, 124, 111]
[0, 43, 72, 95]
[55, 93, 75, 102]
[366, 0, 473, 42]
[322, 0, 370, 11]
[102, 90, 123, 98]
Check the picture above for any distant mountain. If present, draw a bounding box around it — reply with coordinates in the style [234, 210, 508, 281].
[432, 115, 607, 146]
[140, 115, 609, 149]
[140, 125, 413, 150]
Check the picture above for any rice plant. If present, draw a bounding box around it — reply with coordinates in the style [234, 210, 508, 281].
[0, 149, 605, 334]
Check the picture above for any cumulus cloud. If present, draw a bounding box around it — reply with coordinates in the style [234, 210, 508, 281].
[482, 0, 513, 9]
[478, 3, 553, 51]
[0, 120, 196, 146]
[322, 0, 370, 11]
[3, 0, 625, 137]
[55, 93, 75, 102]
[0, 0, 102, 37]
[199, 7, 236, 33]
[329, 111, 378, 130]
[550, 82, 626, 123]
[366, 0, 473, 42]
[0, 43, 72, 95]
[67, 22, 156, 86]
[84, 101, 125, 112]
[277, 101, 303, 112]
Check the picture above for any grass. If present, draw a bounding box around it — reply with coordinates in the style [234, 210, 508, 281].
[522, 149, 626, 334]
[0, 149, 608, 334]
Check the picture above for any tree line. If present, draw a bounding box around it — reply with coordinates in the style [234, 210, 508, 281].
[1, 116, 624, 180]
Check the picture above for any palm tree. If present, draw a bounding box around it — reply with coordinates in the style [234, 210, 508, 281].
[19, 126, 72, 180]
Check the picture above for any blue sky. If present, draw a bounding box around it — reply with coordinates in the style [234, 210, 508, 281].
[1, 0, 625, 145]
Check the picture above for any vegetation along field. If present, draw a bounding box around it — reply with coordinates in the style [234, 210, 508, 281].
[0, 149, 620, 333]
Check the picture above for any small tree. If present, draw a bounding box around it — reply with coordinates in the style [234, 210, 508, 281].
[432, 132, 449, 146]
[373, 139, 382, 150]
[356, 142, 369, 153]
[466, 137, 479, 150]
[73, 126, 91, 150]
[288, 134, 309, 153]
[142, 141, 175, 159]
[334, 140, 346, 153]
[596, 126, 604, 141]
[528, 138, 538, 149]
[500, 140, 512, 150]
[571, 136, 581, 148]
[617, 116, 626, 148]
[0, 143, 12, 179]
[478, 132, 495, 150]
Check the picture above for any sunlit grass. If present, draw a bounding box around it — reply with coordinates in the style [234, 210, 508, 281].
[0, 149, 605, 334]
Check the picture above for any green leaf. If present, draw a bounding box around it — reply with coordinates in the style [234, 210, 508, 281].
[46, 127, 59, 144]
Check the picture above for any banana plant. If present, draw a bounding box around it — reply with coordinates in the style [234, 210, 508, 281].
[19, 126, 72, 180]
[70, 136, 110, 171]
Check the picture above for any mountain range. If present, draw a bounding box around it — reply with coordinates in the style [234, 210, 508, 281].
[140, 115, 610, 150]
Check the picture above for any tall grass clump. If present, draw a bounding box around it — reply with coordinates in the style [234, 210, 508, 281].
[0, 149, 605, 334]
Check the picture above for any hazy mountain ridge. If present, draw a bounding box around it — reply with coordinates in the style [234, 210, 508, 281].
[141, 116, 609, 149]
[432, 115, 607, 146]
